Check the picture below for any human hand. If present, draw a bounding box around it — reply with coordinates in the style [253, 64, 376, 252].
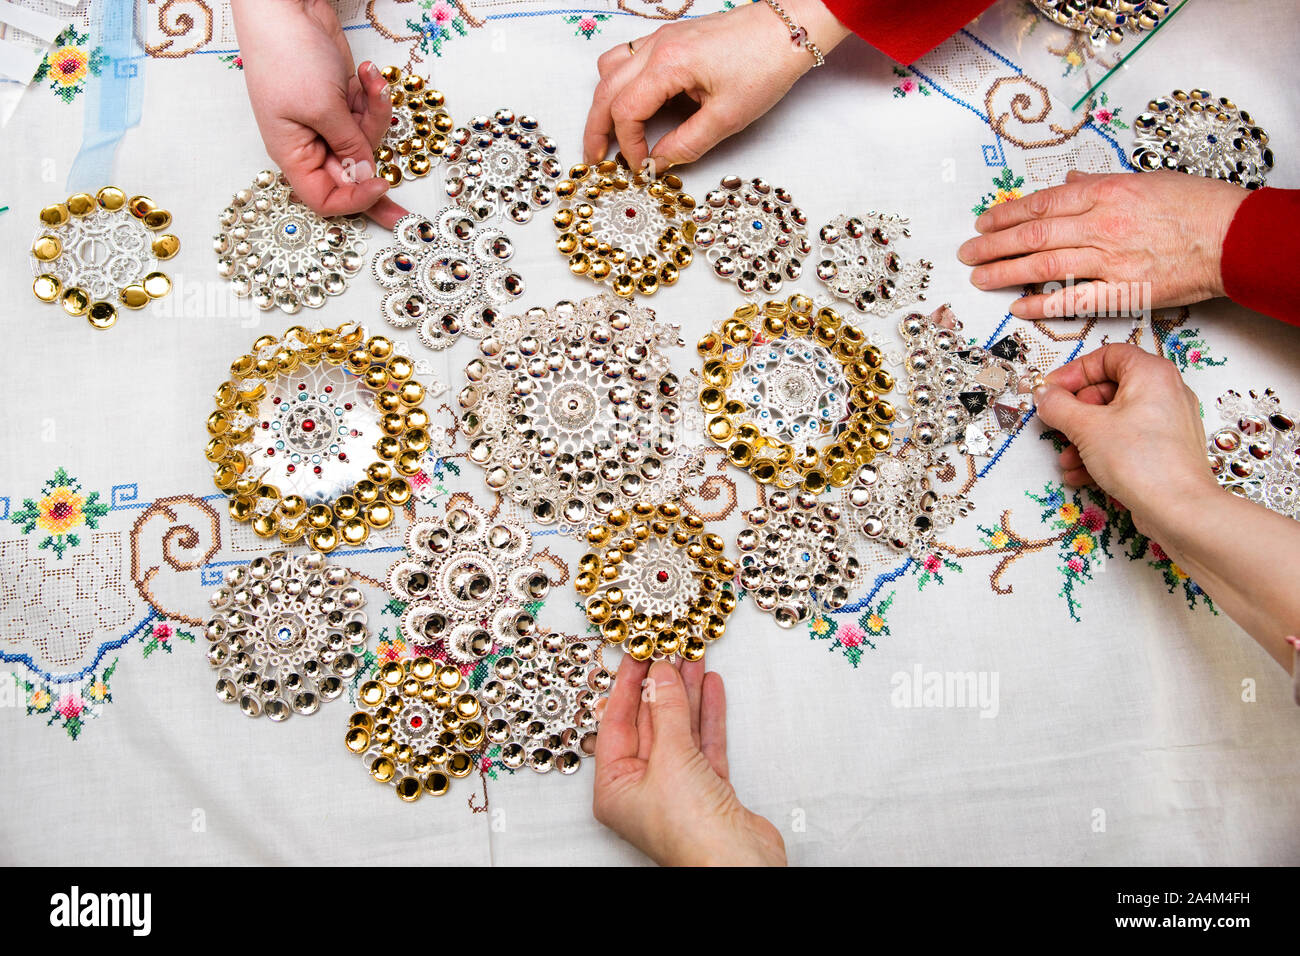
[958, 170, 1248, 318]
[1033, 344, 1219, 536]
[231, 0, 405, 228]
[593, 656, 786, 867]
[583, 0, 850, 169]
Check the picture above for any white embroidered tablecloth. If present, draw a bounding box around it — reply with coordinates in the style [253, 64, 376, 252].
[2, 0, 1298, 866]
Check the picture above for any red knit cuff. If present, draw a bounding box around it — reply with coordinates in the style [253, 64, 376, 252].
[821, 0, 995, 64]
[1220, 187, 1300, 327]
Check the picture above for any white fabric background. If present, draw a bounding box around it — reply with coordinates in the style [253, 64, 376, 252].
[1, 0, 1298, 865]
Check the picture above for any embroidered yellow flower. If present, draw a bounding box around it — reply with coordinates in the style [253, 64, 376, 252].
[1170, 562, 1189, 580]
[810, 615, 831, 637]
[88, 680, 108, 701]
[992, 188, 1022, 206]
[36, 485, 86, 536]
[989, 530, 1010, 549]
[30, 688, 51, 711]
[865, 614, 885, 634]
[1071, 534, 1094, 556]
[1058, 503, 1081, 524]
[48, 45, 90, 86]
[1065, 50, 1083, 67]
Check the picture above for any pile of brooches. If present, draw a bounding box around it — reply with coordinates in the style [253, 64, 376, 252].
[690, 175, 810, 296]
[816, 213, 932, 317]
[206, 326, 430, 552]
[738, 490, 859, 628]
[346, 632, 608, 801]
[459, 294, 700, 532]
[698, 295, 895, 494]
[1031, 0, 1170, 46]
[841, 441, 973, 557]
[553, 158, 695, 297]
[371, 208, 524, 349]
[1132, 89, 1273, 189]
[1208, 389, 1299, 519]
[215, 169, 368, 313]
[442, 110, 563, 222]
[898, 306, 1036, 454]
[375, 66, 454, 186]
[386, 505, 551, 663]
[576, 503, 738, 662]
[31, 187, 178, 328]
[205, 551, 366, 720]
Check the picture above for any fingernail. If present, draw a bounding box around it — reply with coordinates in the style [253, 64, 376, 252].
[1009, 298, 1026, 317]
[973, 213, 989, 232]
[970, 268, 988, 289]
[956, 240, 975, 264]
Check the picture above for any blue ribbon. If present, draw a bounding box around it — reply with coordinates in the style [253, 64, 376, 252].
[67, 0, 144, 191]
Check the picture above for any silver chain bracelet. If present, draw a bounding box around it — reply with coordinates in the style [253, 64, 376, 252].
[761, 0, 826, 67]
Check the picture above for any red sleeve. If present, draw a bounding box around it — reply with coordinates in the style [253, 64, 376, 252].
[822, 0, 996, 64]
[1220, 188, 1300, 327]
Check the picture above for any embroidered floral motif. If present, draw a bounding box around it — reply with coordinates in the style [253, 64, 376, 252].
[564, 13, 611, 39]
[892, 66, 931, 98]
[912, 551, 961, 591]
[1088, 92, 1128, 132]
[972, 167, 1026, 217]
[1154, 325, 1226, 373]
[140, 621, 195, 658]
[14, 659, 118, 741]
[408, 1, 469, 58]
[10, 468, 109, 559]
[33, 27, 107, 103]
[808, 592, 894, 667]
[218, 53, 244, 70]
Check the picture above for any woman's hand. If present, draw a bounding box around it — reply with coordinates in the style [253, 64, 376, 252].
[583, 0, 850, 169]
[231, 0, 405, 228]
[593, 656, 786, 866]
[1033, 344, 1218, 536]
[958, 170, 1248, 319]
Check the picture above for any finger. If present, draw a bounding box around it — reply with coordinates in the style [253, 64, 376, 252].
[365, 195, 408, 231]
[314, 102, 376, 169]
[595, 655, 648, 765]
[679, 657, 705, 750]
[636, 677, 654, 761]
[1010, 279, 1119, 319]
[700, 671, 729, 780]
[1044, 343, 1150, 396]
[353, 61, 393, 149]
[974, 182, 1094, 234]
[287, 164, 389, 218]
[1065, 169, 1104, 183]
[971, 248, 1103, 291]
[1062, 465, 1094, 487]
[583, 50, 645, 163]
[610, 65, 685, 170]
[1033, 380, 1100, 438]
[1077, 381, 1118, 406]
[1058, 446, 1084, 472]
[649, 105, 733, 168]
[645, 659, 694, 758]
[958, 214, 1092, 266]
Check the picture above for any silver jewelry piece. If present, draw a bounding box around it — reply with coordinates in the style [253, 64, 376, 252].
[816, 213, 932, 317]
[1208, 389, 1299, 518]
[691, 176, 811, 297]
[1132, 89, 1273, 189]
[443, 109, 564, 223]
[841, 442, 973, 558]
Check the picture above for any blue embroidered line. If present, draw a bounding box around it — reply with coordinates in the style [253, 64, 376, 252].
[0, 607, 158, 686]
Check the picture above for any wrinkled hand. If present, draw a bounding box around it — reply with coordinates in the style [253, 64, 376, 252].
[593, 657, 786, 867]
[1033, 344, 1218, 535]
[583, 0, 848, 168]
[232, 0, 405, 228]
[959, 170, 1247, 318]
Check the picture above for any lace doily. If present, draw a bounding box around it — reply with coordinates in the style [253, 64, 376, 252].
[816, 213, 932, 317]
[738, 490, 859, 628]
[460, 294, 702, 533]
[480, 632, 606, 774]
[31, 186, 178, 329]
[899, 306, 1036, 451]
[442, 109, 563, 223]
[841, 442, 973, 558]
[1208, 389, 1300, 519]
[375, 66, 454, 186]
[208, 326, 432, 552]
[553, 158, 695, 298]
[691, 175, 810, 296]
[214, 169, 368, 313]
[698, 295, 896, 494]
[1132, 89, 1273, 189]
[372, 208, 525, 350]
[205, 550, 365, 720]
[576, 502, 738, 662]
[387, 504, 551, 664]
[1031, 0, 1170, 46]
[347, 657, 486, 801]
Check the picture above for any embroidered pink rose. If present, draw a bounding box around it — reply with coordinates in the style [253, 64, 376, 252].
[409, 470, 431, 489]
[900, 79, 917, 93]
[154, 623, 173, 642]
[923, 554, 941, 572]
[1189, 349, 1202, 363]
[1067, 556, 1083, 573]
[1094, 109, 1112, 123]
[839, 625, 863, 648]
[579, 17, 596, 32]
[1150, 541, 1168, 562]
[431, 1, 453, 24]
[56, 694, 85, 719]
[1081, 507, 1105, 532]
